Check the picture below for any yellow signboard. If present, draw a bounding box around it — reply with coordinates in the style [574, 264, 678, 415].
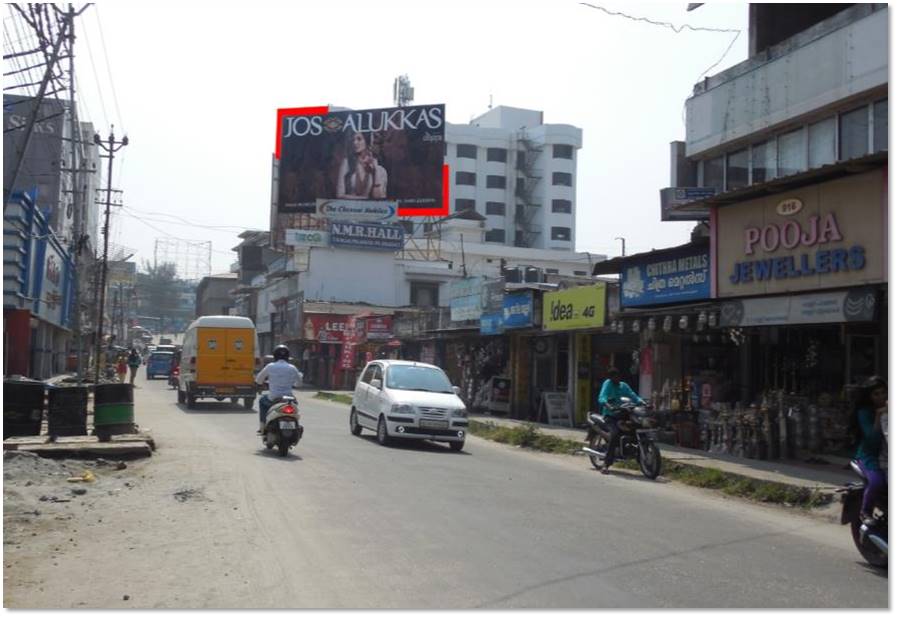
[542, 283, 607, 331]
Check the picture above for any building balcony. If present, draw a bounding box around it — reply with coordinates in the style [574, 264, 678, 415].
[685, 4, 887, 158]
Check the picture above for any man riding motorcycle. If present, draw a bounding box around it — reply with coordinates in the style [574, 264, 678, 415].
[597, 367, 647, 474]
[254, 345, 304, 434]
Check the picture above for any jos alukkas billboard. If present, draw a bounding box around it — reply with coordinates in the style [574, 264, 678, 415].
[277, 105, 445, 216]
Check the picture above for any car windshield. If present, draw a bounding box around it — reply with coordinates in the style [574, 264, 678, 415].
[385, 365, 453, 393]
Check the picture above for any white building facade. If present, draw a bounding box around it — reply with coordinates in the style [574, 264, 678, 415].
[440, 106, 582, 251]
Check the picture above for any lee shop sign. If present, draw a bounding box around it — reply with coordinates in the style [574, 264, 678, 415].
[302, 314, 349, 343]
[716, 172, 885, 297]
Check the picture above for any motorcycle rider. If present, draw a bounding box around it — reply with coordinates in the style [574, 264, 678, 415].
[254, 345, 304, 434]
[597, 367, 646, 474]
[852, 375, 888, 527]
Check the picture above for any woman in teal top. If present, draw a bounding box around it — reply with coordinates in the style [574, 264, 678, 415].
[854, 376, 888, 525]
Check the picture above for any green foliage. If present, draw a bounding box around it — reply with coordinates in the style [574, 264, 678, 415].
[314, 392, 354, 405]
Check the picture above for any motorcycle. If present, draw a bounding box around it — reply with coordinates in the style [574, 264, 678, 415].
[837, 459, 887, 567]
[581, 398, 663, 479]
[168, 365, 180, 389]
[261, 395, 304, 457]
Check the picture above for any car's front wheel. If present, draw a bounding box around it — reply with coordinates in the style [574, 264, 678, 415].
[350, 408, 363, 436]
[376, 416, 392, 447]
[449, 440, 465, 452]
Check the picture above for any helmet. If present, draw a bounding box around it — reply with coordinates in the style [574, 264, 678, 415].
[273, 345, 290, 361]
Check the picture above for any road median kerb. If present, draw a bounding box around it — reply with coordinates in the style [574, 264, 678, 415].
[468, 419, 839, 518]
[314, 391, 354, 406]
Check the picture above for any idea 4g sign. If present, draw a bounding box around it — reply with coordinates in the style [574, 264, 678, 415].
[542, 283, 606, 331]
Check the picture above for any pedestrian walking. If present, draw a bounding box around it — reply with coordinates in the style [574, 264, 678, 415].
[127, 348, 141, 386]
[116, 354, 128, 383]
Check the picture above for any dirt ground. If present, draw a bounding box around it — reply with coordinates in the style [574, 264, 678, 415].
[3, 451, 154, 607]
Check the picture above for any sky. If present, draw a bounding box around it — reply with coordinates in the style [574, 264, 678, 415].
[69, 0, 750, 276]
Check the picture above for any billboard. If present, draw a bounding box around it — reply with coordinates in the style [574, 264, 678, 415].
[542, 283, 607, 331]
[277, 105, 445, 216]
[329, 221, 405, 251]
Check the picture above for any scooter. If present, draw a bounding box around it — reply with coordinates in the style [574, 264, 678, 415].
[261, 395, 304, 457]
[168, 365, 180, 389]
[837, 459, 887, 567]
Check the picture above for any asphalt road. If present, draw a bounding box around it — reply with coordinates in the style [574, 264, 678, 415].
[5, 375, 888, 608]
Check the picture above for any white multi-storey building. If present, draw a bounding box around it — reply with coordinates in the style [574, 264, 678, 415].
[439, 106, 582, 251]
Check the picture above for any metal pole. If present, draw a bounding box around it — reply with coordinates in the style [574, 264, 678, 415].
[66, 4, 84, 382]
[615, 236, 626, 257]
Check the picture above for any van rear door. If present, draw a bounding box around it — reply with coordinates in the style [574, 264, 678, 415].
[196, 327, 229, 384]
[225, 330, 254, 385]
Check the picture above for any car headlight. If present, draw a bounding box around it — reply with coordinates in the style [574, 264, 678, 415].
[391, 404, 415, 415]
[451, 408, 468, 418]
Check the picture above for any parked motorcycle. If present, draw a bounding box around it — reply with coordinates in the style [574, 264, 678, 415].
[168, 365, 180, 390]
[261, 395, 304, 457]
[581, 398, 662, 479]
[837, 459, 887, 567]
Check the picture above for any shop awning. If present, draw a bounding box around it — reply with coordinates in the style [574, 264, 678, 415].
[592, 237, 709, 276]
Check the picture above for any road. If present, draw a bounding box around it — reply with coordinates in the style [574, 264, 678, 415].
[3, 375, 888, 608]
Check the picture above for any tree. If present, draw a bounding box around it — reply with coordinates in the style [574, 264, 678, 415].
[136, 261, 181, 327]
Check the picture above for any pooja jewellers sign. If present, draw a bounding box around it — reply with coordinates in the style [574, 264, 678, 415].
[716, 171, 886, 297]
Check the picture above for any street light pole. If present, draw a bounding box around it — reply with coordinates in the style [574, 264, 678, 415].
[615, 236, 626, 257]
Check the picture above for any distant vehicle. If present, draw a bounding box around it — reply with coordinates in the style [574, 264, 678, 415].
[154, 344, 177, 355]
[146, 351, 175, 380]
[159, 337, 173, 345]
[178, 315, 258, 409]
[350, 360, 468, 451]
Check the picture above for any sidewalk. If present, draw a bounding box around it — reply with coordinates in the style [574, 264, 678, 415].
[469, 414, 857, 492]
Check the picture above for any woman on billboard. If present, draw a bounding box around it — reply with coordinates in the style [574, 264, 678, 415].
[336, 131, 388, 199]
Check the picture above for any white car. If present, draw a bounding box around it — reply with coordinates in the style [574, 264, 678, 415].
[350, 360, 469, 451]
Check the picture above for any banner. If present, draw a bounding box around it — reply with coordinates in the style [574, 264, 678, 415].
[284, 229, 330, 248]
[621, 246, 710, 307]
[363, 315, 393, 340]
[480, 279, 505, 313]
[480, 312, 504, 335]
[277, 104, 445, 214]
[329, 221, 404, 251]
[502, 291, 533, 329]
[542, 283, 606, 331]
[449, 276, 485, 321]
[302, 314, 349, 342]
[316, 199, 398, 223]
[719, 287, 878, 327]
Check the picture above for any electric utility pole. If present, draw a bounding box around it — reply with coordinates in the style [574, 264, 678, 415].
[93, 126, 128, 383]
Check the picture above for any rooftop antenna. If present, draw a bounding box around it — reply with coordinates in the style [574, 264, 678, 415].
[393, 74, 414, 107]
[488, 93, 493, 109]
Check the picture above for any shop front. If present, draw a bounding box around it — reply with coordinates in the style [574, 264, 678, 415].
[301, 313, 349, 389]
[704, 168, 888, 458]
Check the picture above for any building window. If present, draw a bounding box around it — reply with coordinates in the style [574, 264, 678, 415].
[874, 100, 888, 152]
[485, 201, 505, 216]
[455, 171, 476, 186]
[516, 151, 526, 170]
[839, 106, 869, 160]
[515, 177, 525, 194]
[552, 172, 572, 186]
[574, 270, 587, 276]
[456, 144, 477, 159]
[751, 140, 775, 184]
[551, 199, 572, 214]
[550, 226, 571, 241]
[777, 129, 806, 177]
[809, 117, 836, 168]
[546, 268, 559, 274]
[484, 229, 505, 243]
[486, 175, 506, 189]
[486, 147, 507, 162]
[455, 198, 475, 212]
[726, 149, 749, 191]
[703, 156, 724, 192]
[410, 282, 439, 308]
[553, 144, 573, 159]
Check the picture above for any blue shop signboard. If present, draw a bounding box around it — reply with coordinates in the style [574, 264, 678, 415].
[502, 291, 533, 328]
[480, 312, 504, 335]
[621, 246, 710, 307]
[329, 221, 404, 251]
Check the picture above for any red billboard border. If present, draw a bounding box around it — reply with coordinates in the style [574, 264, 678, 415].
[275, 106, 448, 218]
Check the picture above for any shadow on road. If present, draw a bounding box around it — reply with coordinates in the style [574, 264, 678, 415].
[175, 401, 256, 415]
[587, 466, 673, 484]
[252, 450, 304, 462]
[354, 434, 471, 456]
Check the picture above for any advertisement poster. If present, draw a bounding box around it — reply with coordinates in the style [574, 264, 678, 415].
[502, 291, 533, 329]
[719, 287, 877, 327]
[363, 315, 393, 340]
[284, 229, 330, 248]
[449, 276, 485, 321]
[621, 246, 710, 307]
[277, 104, 445, 214]
[316, 199, 398, 223]
[542, 283, 607, 331]
[302, 314, 349, 343]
